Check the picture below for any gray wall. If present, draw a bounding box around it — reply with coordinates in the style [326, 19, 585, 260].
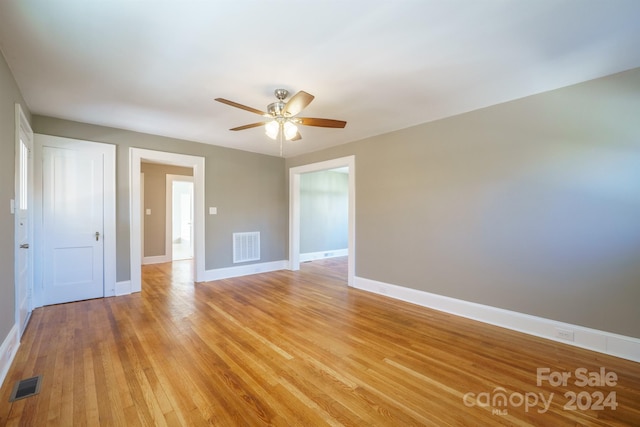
[141, 163, 193, 257]
[32, 116, 287, 281]
[0, 52, 31, 343]
[287, 68, 640, 339]
[300, 170, 348, 254]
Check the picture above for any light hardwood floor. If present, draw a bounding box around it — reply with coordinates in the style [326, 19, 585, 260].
[1, 258, 639, 426]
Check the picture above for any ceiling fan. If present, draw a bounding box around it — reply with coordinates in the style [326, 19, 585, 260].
[215, 89, 347, 147]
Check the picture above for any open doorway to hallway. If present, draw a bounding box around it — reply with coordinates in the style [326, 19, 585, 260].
[289, 156, 355, 286]
[299, 168, 349, 267]
[141, 164, 194, 266]
[130, 148, 206, 294]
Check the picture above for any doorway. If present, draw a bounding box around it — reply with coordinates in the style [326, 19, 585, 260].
[299, 169, 349, 262]
[289, 155, 355, 286]
[130, 148, 206, 293]
[168, 175, 194, 261]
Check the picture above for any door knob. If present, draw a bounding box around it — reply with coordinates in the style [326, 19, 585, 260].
[19, 243, 29, 249]
[95, 231, 100, 241]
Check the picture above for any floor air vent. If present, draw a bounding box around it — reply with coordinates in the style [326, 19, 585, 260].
[233, 232, 260, 263]
[9, 375, 42, 402]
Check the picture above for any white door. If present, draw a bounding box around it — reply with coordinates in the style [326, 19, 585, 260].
[42, 145, 105, 305]
[15, 104, 33, 335]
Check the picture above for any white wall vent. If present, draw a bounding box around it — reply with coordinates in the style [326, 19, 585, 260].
[233, 232, 260, 263]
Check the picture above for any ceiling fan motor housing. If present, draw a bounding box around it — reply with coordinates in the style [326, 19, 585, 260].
[267, 101, 286, 117]
[268, 89, 290, 117]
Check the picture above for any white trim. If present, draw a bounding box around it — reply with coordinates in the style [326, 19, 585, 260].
[142, 255, 172, 265]
[14, 103, 34, 336]
[115, 280, 132, 296]
[354, 276, 640, 363]
[0, 324, 20, 388]
[103, 143, 117, 297]
[130, 148, 205, 292]
[33, 134, 117, 305]
[141, 172, 145, 260]
[204, 260, 288, 281]
[299, 249, 348, 263]
[289, 156, 356, 286]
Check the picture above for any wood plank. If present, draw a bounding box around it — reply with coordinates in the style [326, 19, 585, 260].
[0, 257, 638, 425]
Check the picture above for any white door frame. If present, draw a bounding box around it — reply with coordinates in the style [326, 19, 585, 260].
[33, 134, 116, 307]
[289, 155, 355, 286]
[166, 174, 194, 261]
[14, 104, 33, 334]
[130, 148, 205, 291]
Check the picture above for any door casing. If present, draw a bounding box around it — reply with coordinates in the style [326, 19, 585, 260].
[130, 148, 206, 292]
[14, 104, 33, 335]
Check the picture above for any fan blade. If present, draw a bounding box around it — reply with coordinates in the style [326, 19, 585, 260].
[297, 117, 347, 128]
[291, 131, 302, 141]
[283, 91, 314, 116]
[230, 122, 268, 131]
[215, 98, 268, 116]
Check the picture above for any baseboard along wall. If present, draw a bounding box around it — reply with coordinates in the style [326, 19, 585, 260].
[353, 276, 640, 363]
[142, 255, 171, 265]
[203, 260, 289, 282]
[0, 324, 20, 389]
[299, 249, 348, 263]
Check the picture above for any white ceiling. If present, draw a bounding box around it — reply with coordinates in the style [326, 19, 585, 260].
[1, 1, 639, 158]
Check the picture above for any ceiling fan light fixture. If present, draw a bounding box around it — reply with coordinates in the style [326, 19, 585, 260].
[216, 88, 346, 153]
[283, 121, 298, 140]
[265, 120, 279, 139]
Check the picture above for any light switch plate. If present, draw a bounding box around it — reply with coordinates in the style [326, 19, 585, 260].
[209, 207, 217, 215]
[146, 209, 151, 215]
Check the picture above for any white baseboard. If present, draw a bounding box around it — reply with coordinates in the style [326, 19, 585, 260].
[354, 276, 640, 363]
[204, 260, 288, 281]
[300, 249, 348, 263]
[115, 280, 133, 296]
[0, 324, 20, 388]
[142, 255, 171, 265]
